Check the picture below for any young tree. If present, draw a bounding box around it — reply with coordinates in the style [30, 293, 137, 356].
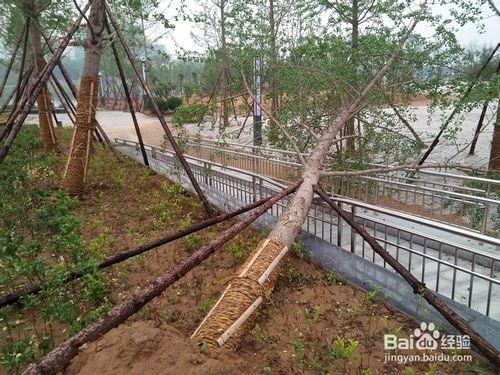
[25, 0, 58, 152]
[193, 1, 427, 347]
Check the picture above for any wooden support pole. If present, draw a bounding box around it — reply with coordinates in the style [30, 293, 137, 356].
[23, 182, 299, 375]
[469, 102, 488, 155]
[105, 20, 148, 166]
[313, 184, 500, 367]
[49, 79, 75, 123]
[417, 43, 499, 167]
[6, 19, 30, 124]
[0, 0, 95, 163]
[105, 2, 213, 216]
[0, 65, 33, 141]
[0, 22, 27, 97]
[39, 26, 119, 158]
[0, 192, 278, 308]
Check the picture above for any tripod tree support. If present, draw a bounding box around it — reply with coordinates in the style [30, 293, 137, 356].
[39, 26, 120, 160]
[313, 184, 500, 367]
[0, 0, 96, 163]
[22, 182, 299, 375]
[106, 19, 148, 166]
[104, 1, 213, 216]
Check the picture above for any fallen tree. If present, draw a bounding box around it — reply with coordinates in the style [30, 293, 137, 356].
[192, 2, 427, 349]
[22, 180, 300, 375]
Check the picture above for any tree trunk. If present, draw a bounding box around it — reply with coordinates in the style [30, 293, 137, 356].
[488, 100, 500, 171]
[220, 0, 229, 129]
[269, 0, 278, 118]
[61, 0, 105, 195]
[192, 107, 363, 348]
[345, 0, 359, 154]
[26, 1, 58, 152]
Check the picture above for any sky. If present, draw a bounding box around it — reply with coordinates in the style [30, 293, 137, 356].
[156, 0, 499, 56]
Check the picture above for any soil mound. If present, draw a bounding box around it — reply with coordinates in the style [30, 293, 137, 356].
[65, 321, 248, 375]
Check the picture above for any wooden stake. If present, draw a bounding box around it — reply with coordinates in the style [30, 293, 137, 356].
[105, 19, 148, 166]
[0, 22, 27, 97]
[314, 184, 500, 367]
[105, 2, 213, 216]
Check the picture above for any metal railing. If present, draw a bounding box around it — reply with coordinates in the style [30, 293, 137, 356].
[166, 136, 500, 236]
[115, 138, 500, 320]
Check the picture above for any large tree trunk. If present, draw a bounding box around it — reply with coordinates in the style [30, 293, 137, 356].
[26, 2, 58, 152]
[61, 0, 105, 195]
[488, 100, 500, 171]
[192, 109, 359, 348]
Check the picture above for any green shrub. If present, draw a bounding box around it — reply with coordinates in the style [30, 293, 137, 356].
[172, 103, 207, 126]
[166, 96, 183, 111]
[144, 97, 169, 113]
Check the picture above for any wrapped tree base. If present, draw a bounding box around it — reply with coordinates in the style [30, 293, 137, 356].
[192, 238, 287, 349]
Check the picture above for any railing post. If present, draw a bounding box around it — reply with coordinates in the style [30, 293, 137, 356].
[337, 201, 342, 248]
[350, 204, 356, 253]
[252, 175, 257, 203]
[480, 203, 489, 235]
[203, 162, 209, 185]
[208, 163, 213, 186]
[151, 147, 157, 159]
[259, 177, 263, 200]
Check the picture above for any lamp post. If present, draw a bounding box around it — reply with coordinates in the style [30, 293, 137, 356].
[253, 56, 262, 146]
[140, 56, 147, 112]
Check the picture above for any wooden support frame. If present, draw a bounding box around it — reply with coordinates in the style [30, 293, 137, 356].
[105, 19, 149, 166]
[0, 0, 96, 163]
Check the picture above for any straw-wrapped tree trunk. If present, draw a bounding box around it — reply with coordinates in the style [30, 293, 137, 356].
[26, 0, 58, 152]
[61, 0, 105, 195]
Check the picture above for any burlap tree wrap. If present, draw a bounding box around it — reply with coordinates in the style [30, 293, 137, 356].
[35, 57, 58, 152]
[61, 75, 100, 195]
[192, 238, 287, 349]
